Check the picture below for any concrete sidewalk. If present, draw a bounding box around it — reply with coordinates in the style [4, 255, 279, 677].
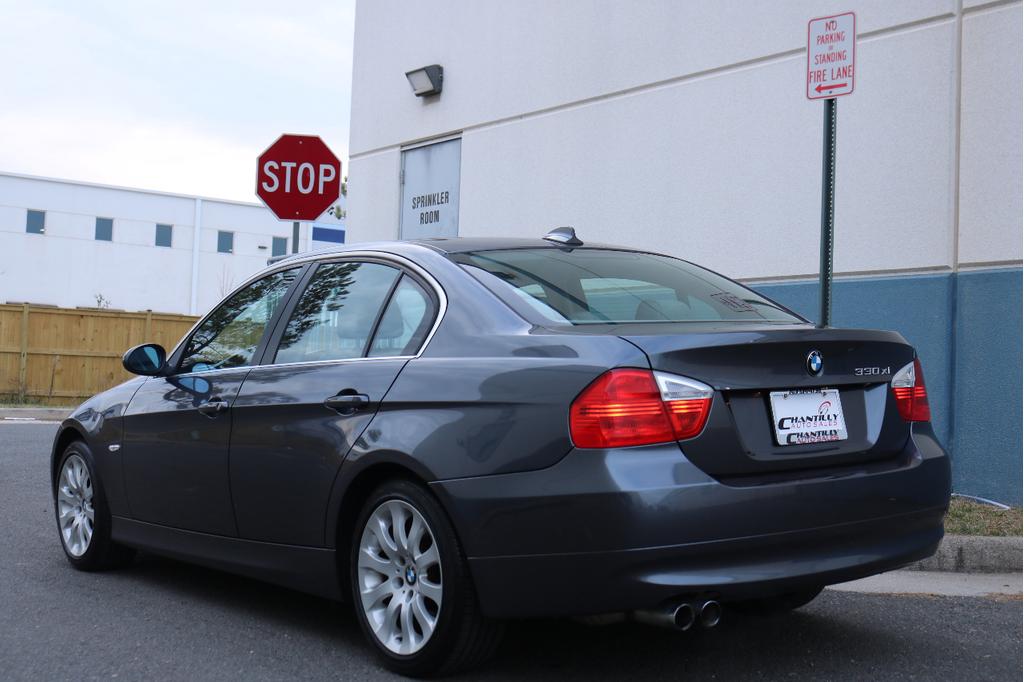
[831, 570, 1022, 597]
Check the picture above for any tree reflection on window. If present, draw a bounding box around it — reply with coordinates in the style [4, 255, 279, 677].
[275, 262, 399, 364]
[179, 269, 298, 373]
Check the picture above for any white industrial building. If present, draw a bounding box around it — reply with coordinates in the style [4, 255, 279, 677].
[346, 0, 1023, 503]
[346, 0, 1020, 275]
[0, 172, 347, 315]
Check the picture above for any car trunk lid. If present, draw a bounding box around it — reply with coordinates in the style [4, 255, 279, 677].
[616, 322, 916, 477]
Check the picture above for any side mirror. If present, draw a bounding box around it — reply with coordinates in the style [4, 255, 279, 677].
[122, 343, 167, 376]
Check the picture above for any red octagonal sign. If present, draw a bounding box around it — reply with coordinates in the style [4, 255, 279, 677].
[256, 134, 342, 221]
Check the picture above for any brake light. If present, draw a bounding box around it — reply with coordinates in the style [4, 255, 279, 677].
[569, 369, 713, 448]
[891, 358, 931, 422]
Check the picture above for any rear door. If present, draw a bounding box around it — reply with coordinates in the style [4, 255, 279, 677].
[229, 258, 439, 546]
[121, 267, 301, 535]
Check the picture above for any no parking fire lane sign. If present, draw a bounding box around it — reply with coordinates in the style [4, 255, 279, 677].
[807, 12, 855, 99]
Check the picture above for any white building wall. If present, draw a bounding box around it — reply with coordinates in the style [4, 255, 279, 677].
[347, 0, 1022, 281]
[958, 1, 1023, 265]
[0, 173, 319, 315]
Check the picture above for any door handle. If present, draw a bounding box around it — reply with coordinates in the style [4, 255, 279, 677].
[198, 399, 229, 417]
[324, 393, 370, 415]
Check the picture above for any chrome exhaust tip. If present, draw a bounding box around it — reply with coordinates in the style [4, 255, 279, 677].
[672, 603, 696, 631]
[698, 600, 722, 628]
[633, 602, 696, 631]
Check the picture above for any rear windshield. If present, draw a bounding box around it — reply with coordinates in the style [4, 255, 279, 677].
[453, 248, 802, 324]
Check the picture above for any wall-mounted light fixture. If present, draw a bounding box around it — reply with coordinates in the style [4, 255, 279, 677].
[405, 64, 443, 97]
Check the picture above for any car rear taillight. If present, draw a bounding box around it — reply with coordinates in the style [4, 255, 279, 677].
[891, 358, 931, 422]
[569, 369, 713, 448]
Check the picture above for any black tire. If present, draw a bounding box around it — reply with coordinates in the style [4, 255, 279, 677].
[734, 586, 824, 615]
[54, 441, 135, 571]
[349, 479, 503, 677]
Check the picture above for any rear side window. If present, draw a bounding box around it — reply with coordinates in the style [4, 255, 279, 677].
[274, 261, 400, 364]
[454, 249, 800, 324]
[368, 276, 434, 357]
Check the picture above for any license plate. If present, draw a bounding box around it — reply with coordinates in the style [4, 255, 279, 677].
[769, 388, 848, 446]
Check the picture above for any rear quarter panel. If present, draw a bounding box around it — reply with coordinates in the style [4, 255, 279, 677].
[347, 333, 647, 480]
[324, 248, 649, 547]
[340, 245, 650, 480]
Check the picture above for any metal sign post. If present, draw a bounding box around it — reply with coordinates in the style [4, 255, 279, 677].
[819, 98, 837, 327]
[807, 12, 855, 327]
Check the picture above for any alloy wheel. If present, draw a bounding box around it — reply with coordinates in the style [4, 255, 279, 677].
[357, 499, 443, 655]
[57, 454, 94, 557]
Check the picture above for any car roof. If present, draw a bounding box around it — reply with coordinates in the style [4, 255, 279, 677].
[267, 236, 632, 266]
[410, 237, 625, 253]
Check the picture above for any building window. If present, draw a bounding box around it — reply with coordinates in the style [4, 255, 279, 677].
[217, 230, 234, 254]
[95, 217, 113, 241]
[26, 210, 45, 234]
[155, 223, 173, 247]
[272, 236, 288, 257]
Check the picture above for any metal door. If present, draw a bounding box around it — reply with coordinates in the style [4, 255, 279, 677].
[400, 138, 461, 239]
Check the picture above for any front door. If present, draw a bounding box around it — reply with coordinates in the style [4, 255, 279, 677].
[121, 268, 301, 535]
[400, 137, 461, 239]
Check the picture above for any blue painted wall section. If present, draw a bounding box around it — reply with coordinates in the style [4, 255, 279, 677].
[754, 268, 1022, 504]
[952, 269, 1022, 504]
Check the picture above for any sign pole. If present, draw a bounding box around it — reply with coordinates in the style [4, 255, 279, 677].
[807, 10, 854, 327]
[818, 97, 837, 327]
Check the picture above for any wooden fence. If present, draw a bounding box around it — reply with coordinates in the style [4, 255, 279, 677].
[0, 304, 198, 406]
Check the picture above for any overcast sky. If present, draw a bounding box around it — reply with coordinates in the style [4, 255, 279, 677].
[0, 0, 354, 202]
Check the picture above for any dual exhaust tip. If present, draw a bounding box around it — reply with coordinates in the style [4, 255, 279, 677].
[634, 599, 722, 631]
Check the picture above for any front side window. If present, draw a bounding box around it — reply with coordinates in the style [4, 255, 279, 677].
[178, 268, 298, 373]
[274, 261, 400, 365]
[26, 210, 45, 234]
[217, 230, 234, 254]
[454, 249, 802, 324]
[95, 217, 113, 241]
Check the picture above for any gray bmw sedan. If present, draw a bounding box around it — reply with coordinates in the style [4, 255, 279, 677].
[51, 228, 950, 676]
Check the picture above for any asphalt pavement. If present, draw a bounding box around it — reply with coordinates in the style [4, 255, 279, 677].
[2, 422, 1021, 681]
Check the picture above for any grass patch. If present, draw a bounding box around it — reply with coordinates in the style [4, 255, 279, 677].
[945, 497, 1022, 536]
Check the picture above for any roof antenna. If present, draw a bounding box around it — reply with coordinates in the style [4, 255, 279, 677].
[543, 226, 583, 246]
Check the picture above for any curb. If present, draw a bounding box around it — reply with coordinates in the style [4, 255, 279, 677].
[908, 534, 1022, 573]
[0, 407, 70, 422]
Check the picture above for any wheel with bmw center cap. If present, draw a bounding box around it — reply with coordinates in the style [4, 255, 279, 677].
[351, 480, 503, 676]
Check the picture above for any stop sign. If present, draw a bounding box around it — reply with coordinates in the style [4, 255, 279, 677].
[256, 134, 342, 221]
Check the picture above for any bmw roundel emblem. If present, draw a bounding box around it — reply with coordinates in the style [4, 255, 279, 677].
[807, 350, 824, 376]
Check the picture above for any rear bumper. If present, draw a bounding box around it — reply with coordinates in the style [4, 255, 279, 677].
[431, 425, 950, 619]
